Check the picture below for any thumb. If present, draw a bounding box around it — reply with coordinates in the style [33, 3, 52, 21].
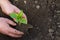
[13, 5, 28, 23]
[14, 6, 20, 13]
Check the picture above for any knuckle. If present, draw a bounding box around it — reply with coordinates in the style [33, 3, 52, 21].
[8, 34, 15, 37]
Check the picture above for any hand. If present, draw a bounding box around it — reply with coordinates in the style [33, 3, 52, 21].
[0, 0, 27, 21]
[0, 17, 24, 38]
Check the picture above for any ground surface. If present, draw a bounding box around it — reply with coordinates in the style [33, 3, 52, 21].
[0, 0, 60, 40]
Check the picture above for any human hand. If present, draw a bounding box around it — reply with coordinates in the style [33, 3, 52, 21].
[0, 17, 24, 38]
[0, 0, 27, 21]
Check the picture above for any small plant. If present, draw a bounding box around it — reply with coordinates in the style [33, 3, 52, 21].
[10, 10, 27, 24]
[10, 10, 33, 32]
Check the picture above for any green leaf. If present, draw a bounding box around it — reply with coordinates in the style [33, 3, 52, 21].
[19, 10, 23, 17]
[20, 18, 27, 24]
[15, 18, 19, 23]
[10, 10, 27, 24]
[10, 13, 17, 18]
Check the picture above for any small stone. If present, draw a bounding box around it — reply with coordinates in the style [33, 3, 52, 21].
[49, 29, 54, 33]
[15, 0, 18, 1]
[35, 1, 38, 4]
[24, 0, 27, 4]
[36, 5, 40, 9]
[52, 36, 54, 39]
[54, 15, 56, 18]
[33, 4, 35, 7]
[36, 27, 39, 29]
[58, 25, 60, 27]
[49, 19, 52, 21]
[35, 24, 37, 27]
[56, 36, 60, 40]
[57, 23, 60, 24]
[57, 11, 60, 13]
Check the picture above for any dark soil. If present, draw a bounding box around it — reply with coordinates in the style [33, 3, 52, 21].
[16, 24, 33, 32]
[0, 0, 60, 40]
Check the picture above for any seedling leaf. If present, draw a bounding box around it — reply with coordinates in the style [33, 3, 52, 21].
[19, 10, 23, 17]
[15, 18, 19, 23]
[10, 13, 17, 18]
[10, 10, 27, 24]
[20, 18, 27, 24]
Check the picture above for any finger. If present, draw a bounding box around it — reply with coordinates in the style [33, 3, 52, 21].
[8, 33, 22, 38]
[14, 6, 20, 13]
[6, 19, 16, 26]
[13, 5, 27, 19]
[23, 13, 28, 23]
[7, 26, 24, 37]
[23, 13, 27, 19]
[7, 26, 24, 35]
[0, 25, 23, 38]
[1, 4, 14, 15]
[13, 5, 28, 23]
[1, 29, 22, 38]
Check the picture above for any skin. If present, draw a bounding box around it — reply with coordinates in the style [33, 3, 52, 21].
[0, 0, 27, 38]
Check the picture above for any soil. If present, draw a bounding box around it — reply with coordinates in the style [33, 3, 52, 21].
[16, 24, 33, 32]
[0, 0, 60, 40]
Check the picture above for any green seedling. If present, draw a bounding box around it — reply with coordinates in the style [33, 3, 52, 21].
[10, 10, 27, 24]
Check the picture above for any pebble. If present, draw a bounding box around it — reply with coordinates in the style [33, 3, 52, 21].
[54, 15, 57, 18]
[24, 0, 27, 4]
[49, 29, 54, 33]
[36, 5, 40, 9]
[49, 18, 52, 21]
[58, 25, 60, 27]
[35, 0, 38, 4]
[15, 0, 18, 1]
[33, 4, 35, 7]
[57, 23, 60, 24]
[56, 11, 60, 13]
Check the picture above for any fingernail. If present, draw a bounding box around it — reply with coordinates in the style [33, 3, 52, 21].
[21, 32, 24, 34]
[14, 23, 16, 25]
[19, 32, 24, 34]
